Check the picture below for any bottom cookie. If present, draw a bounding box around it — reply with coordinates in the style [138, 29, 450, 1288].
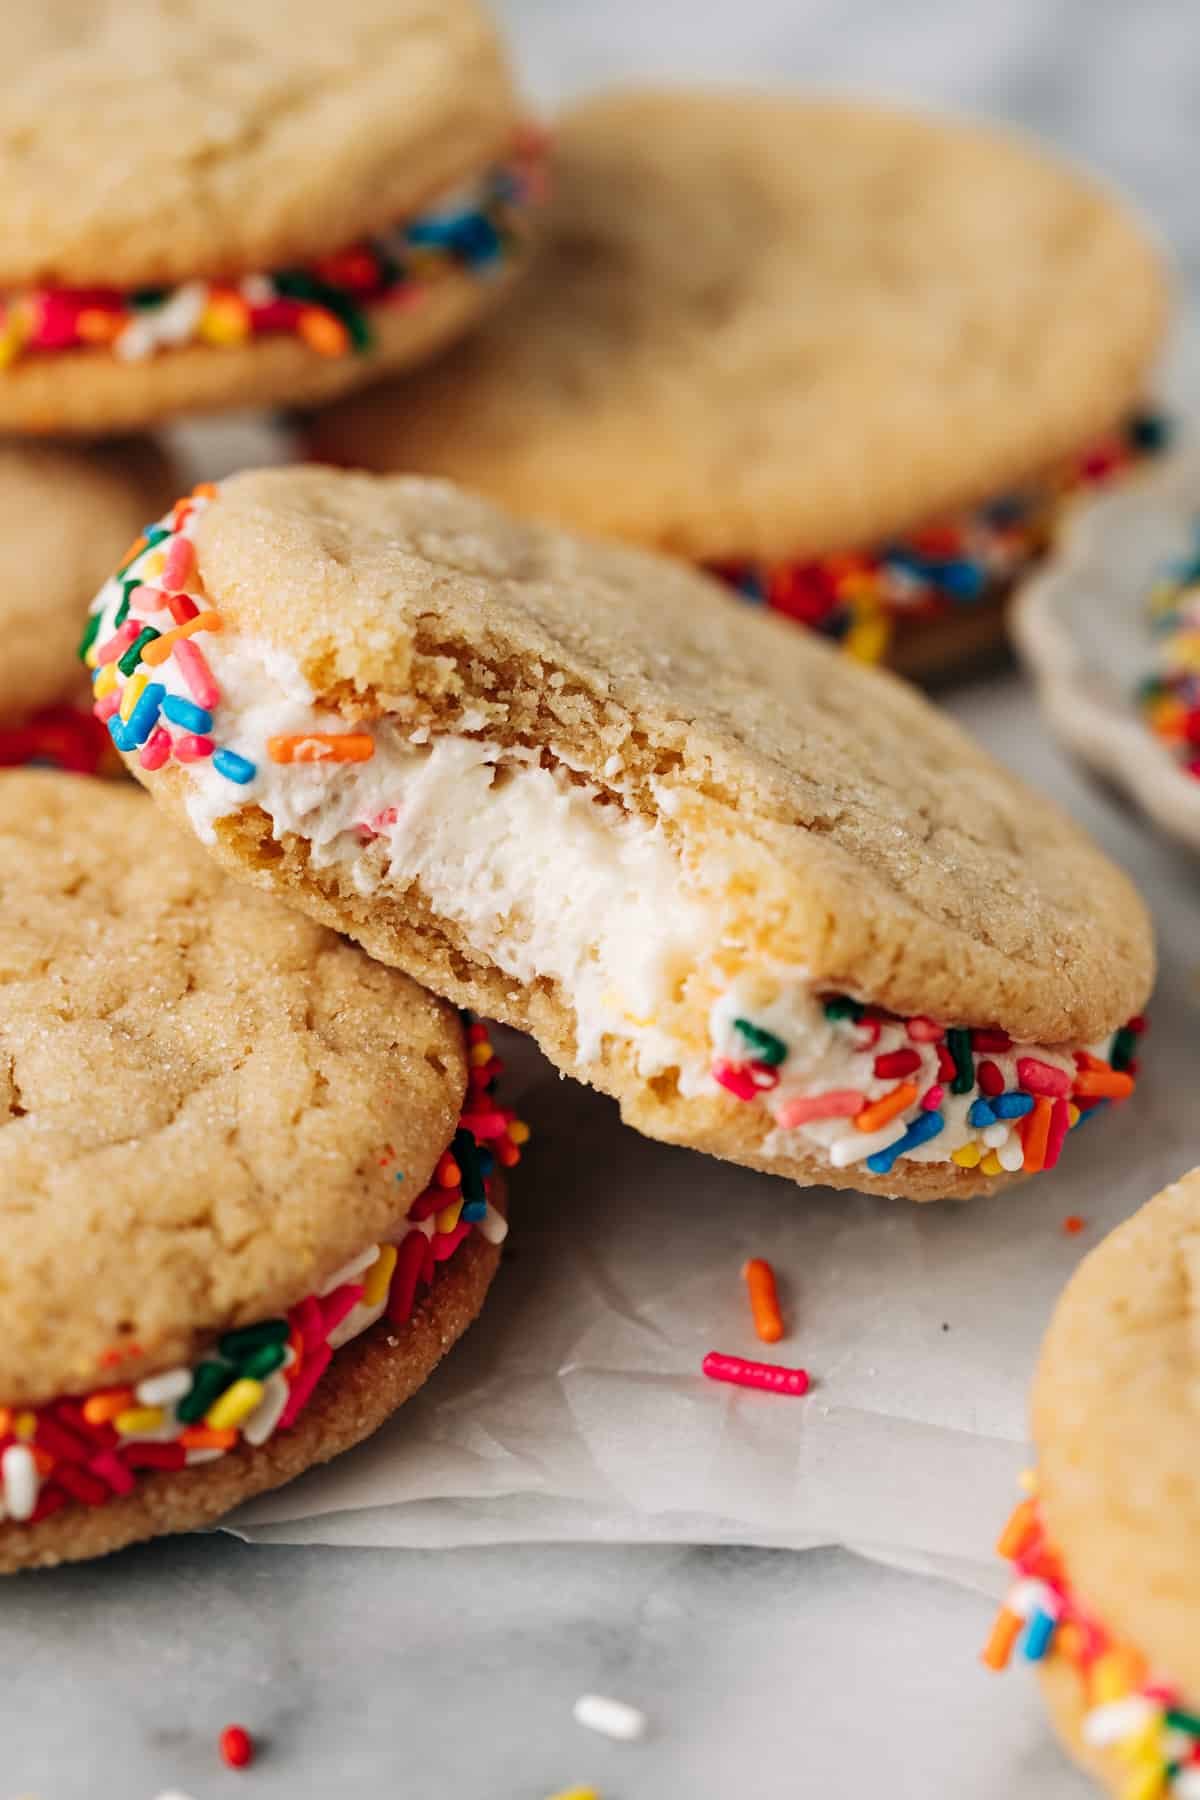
[0, 1211, 501, 1575]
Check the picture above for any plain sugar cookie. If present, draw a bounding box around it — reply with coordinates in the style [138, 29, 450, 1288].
[0, 771, 525, 1570]
[307, 89, 1170, 678]
[985, 1169, 1200, 1797]
[82, 469, 1153, 1202]
[0, 0, 543, 433]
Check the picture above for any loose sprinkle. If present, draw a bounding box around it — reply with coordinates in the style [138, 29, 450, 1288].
[219, 1725, 255, 1769]
[702, 1351, 809, 1397]
[742, 1258, 784, 1343]
[572, 1696, 647, 1743]
[1062, 1215, 1086, 1235]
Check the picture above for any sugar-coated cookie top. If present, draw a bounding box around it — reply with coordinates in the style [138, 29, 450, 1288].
[1033, 1168, 1200, 1697]
[0, 438, 173, 719]
[309, 89, 1169, 561]
[170, 465, 1154, 1044]
[0, 0, 519, 287]
[0, 771, 467, 1406]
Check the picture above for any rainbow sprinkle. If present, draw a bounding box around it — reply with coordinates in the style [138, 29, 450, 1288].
[710, 995, 1144, 1180]
[986, 1485, 1200, 1797]
[1137, 530, 1200, 779]
[0, 130, 547, 370]
[0, 1022, 525, 1532]
[712, 413, 1169, 664]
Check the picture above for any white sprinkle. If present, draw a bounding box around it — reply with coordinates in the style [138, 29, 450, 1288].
[241, 1370, 292, 1447]
[155, 1791, 199, 1800]
[1006, 1578, 1055, 1621]
[2, 1444, 38, 1521]
[828, 1121, 905, 1168]
[318, 1244, 381, 1295]
[477, 1202, 509, 1245]
[573, 1694, 647, 1742]
[135, 1368, 193, 1408]
[981, 1123, 1009, 1149]
[239, 273, 275, 306]
[1081, 1695, 1158, 1747]
[997, 1136, 1025, 1173]
[1173, 1769, 1200, 1800]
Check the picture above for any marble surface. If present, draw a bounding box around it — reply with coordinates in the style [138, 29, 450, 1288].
[12, 5, 1200, 1796]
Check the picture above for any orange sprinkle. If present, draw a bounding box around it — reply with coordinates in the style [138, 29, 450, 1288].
[267, 732, 375, 765]
[82, 1388, 135, 1426]
[1073, 1069, 1135, 1101]
[1055, 1621, 1087, 1662]
[980, 1606, 1023, 1671]
[180, 1426, 238, 1451]
[140, 612, 222, 665]
[995, 1496, 1039, 1560]
[192, 481, 218, 499]
[1062, 1215, 1087, 1236]
[77, 308, 123, 345]
[742, 1258, 784, 1343]
[298, 308, 350, 357]
[1021, 1096, 1053, 1174]
[119, 533, 148, 570]
[31, 1445, 55, 1477]
[854, 1082, 919, 1134]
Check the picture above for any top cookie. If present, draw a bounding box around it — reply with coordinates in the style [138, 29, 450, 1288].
[1032, 1168, 1200, 1698]
[85, 470, 1152, 1200]
[308, 89, 1169, 565]
[1, 0, 518, 287]
[0, 769, 467, 1406]
[0, 437, 174, 723]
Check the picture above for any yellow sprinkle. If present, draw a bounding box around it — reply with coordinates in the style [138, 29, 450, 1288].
[1067, 1103, 1081, 1128]
[545, 1790, 601, 1800]
[93, 662, 117, 699]
[980, 1150, 1003, 1177]
[14, 1410, 36, 1441]
[141, 549, 166, 579]
[205, 1378, 264, 1432]
[1092, 1650, 1137, 1705]
[1017, 1467, 1038, 1494]
[198, 294, 251, 347]
[115, 1406, 165, 1436]
[845, 615, 891, 665]
[437, 1199, 464, 1235]
[951, 1142, 982, 1169]
[1120, 1756, 1167, 1800]
[469, 1041, 494, 1067]
[508, 1120, 531, 1146]
[361, 1243, 397, 1310]
[118, 670, 147, 723]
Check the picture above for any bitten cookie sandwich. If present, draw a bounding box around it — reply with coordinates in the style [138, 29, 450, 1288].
[0, 771, 524, 1571]
[83, 470, 1151, 1201]
[309, 89, 1168, 678]
[0, 0, 544, 433]
[985, 1169, 1200, 1797]
[0, 437, 174, 773]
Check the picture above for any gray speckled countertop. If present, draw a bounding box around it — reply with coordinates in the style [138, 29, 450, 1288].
[13, 5, 1200, 1794]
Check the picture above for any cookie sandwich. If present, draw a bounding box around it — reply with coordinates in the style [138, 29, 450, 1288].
[0, 772, 525, 1571]
[0, 436, 174, 774]
[985, 1169, 1200, 1797]
[0, 0, 544, 434]
[83, 469, 1150, 1201]
[308, 89, 1169, 679]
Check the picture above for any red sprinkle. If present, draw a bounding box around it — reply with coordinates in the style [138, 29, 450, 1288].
[1016, 1056, 1072, 1098]
[702, 1351, 809, 1397]
[874, 1048, 921, 1078]
[1062, 1215, 1086, 1235]
[220, 1724, 255, 1769]
[976, 1059, 1005, 1097]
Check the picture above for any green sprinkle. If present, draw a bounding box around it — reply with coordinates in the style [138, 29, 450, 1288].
[130, 287, 169, 310]
[218, 1318, 290, 1361]
[453, 1127, 486, 1208]
[824, 996, 865, 1022]
[176, 1360, 234, 1425]
[77, 609, 102, 664]
[112, 577, 140, 629]
[1166, 1708, 1200, 1737]
[144, 523, 170, 547]
[1109, 1026, 1137, 1073]
[946, 1027, 975, 1095]
[273, 271, 374, 353]
[733, 1018, 788, 1066]
[117, 625, 160, 676]
[237, 1342, 288, 1381]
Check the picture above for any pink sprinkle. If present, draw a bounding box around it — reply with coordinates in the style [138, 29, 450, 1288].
[855, 1016, 881, 1047]
[93, 690, 121, 722]
[907, 1017, 945, 1042]
[162, 535, 196, 591]
[167, 591, 199, 625]
[292, 1295, 326, 1355]
[775, 1090, 865, 1127]
[921, 1084, 945, 1111]
[174, 733, 215, 762]
[318, 1282, 365, 1336]
[702, 1351, 809, 1396]
[131, 585, 165, 612]
[1016, 1057, 1071, 1098]
[432, 1220, 473, 1261]
[277, 1342, 332, 1432]
[1043, 1096, 1071, 1170]
[139, 726, 172, 771]
[460, 1108, 510, 1140]
[713, 1059, 767, 1103]
[174, 637, 220, 709]
[96, 620, 140, 665]
[87, 1450, 137, 1496]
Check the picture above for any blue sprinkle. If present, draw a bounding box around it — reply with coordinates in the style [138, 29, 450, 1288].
[477, 1148, 495, 1177]
[1022, 1609, 1056, 1662]
[212, 748, 257, 785]
[125, 681, 165, 747]
[867, 1109, 944, 1175]
[460, 1199, 487, 1223]
[162, 693, 213, 734]
[107, 715, 136, 753]
[393, 1171, 405, 1182]
[967, 1098, 996, 1129]
[937, 560, 987, 601]
[993, 1092, 1035, 1120]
